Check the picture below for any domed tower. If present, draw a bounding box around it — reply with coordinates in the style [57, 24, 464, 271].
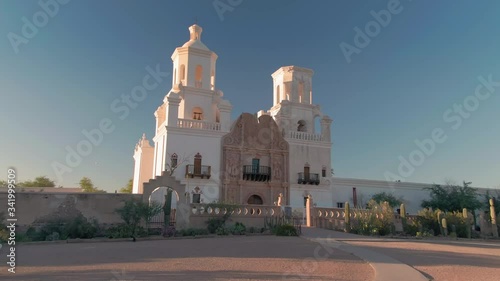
[171, 24, 217, 91]
[266, 66, 333, 208]
[132, 24, 232, 199]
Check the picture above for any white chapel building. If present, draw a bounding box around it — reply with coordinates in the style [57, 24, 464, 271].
[132, 24, 494, 215]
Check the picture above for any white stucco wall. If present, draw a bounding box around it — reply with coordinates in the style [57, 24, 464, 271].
[163, 129, 224, 197]
[330, 177, 431, 214]
[288, 141, 331, 183]
[290, 183, 333, 209]
[132, 153, 142, 194]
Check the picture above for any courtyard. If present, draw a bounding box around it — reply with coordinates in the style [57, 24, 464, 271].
[1, 227, 499, 281]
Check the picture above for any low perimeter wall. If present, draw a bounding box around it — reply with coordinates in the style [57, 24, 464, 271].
[0, 193, 283, 231]
[189, 204, 283, 229]
[0, 192, 142, 230]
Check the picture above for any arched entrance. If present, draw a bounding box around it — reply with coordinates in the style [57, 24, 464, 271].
[247, 194, 263, 205]
[149, 186, 179, 231]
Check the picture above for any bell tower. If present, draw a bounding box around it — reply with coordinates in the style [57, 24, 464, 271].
[272, 66, 313, 107]
[266, 66, 333, 208]
[171, 24, 218, 91]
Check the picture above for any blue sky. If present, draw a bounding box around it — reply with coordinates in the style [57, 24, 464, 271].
[1, 0, 499, 191]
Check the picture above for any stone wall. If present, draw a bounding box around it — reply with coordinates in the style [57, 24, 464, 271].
[189, 204, 283, 229]
[0, 192, 142, 230]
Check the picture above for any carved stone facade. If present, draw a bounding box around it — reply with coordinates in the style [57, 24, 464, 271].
[221, 113, 290, 205]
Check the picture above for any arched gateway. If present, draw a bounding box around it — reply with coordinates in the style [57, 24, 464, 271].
[142, 173, 190, 229]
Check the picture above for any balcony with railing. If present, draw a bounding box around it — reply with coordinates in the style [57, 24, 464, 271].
[298, 172, 320, 185]
[242, 165, 271, 182]
[289, 131, 323, 142]
[185, 164, 211, 179]
[177, 119, 221, 131]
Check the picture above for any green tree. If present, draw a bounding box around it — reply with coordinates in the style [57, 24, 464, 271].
[19, 176, 55, 187]
[141, 201, 163, 231]
[79, 177, 106, 193]
[371, 192, 402, 208]
[120, 179, 133, 193]
[115, 200, 162, 238]
[421, 181, 482, 212]
[0, 180, 6, 187]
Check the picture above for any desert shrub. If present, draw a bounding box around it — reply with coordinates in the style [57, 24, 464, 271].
[416, 208, 441, 235]
[64, 216, 100, 239]
[207, 218, 225, 234]
[416, 231, 432, 238]
[147, 228, 162, 236]
[350, 200, 394, 236]
[106, 224, 147, 238]
[0, 212, 10, 243]
[115, 199, 161, 238]
[275, 224, 298, 236]
[415, 209, 470, 238]
[179, 228, 209, 236]
[264, 216, 289, 233]
[204, 202, 240, 234]
[216, 226, 229, 235]
[229, 222, 246, 235]
[403, 219, 420, 236]
[162, 226, 176, 237]
[29, 215, 100, 241]
[0, 229, 9, 243]
[444, 212, 468, 238]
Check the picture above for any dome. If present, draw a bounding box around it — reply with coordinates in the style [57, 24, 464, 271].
[181, 24, 210, 51]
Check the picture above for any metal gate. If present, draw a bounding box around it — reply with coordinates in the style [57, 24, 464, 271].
[149, 209, 176, 230]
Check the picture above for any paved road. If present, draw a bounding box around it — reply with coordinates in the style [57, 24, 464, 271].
[302, 227, 500, 281]
[348, 238, 500, 281]
[0, 235, 374, 281]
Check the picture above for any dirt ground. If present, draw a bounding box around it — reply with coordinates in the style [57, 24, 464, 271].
[0, 235, 374, 281]
[347, 239, 500, 281]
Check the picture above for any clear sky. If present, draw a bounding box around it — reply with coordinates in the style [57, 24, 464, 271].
[1, 0, 499, 192]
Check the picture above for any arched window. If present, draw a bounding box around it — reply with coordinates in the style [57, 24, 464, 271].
[215, 109, 220, 123]
[192, 107, 203, 120]
[192, 186, 201, 203]
[298, 81, 304, 103]
[170, 153, 178, 170]
[276, 85, 281, 103]
[194, 153, 202, 175]
[297, 120, 307, 132]
[180, 64, 186, 84]
[210, 69, 215, 90]
[195, 65, 203, 88]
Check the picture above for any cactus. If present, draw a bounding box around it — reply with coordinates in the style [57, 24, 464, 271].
[400, 203, 407, 233]
[490, 198, 498, 238]
[164, 189, 173, 226]
[441, 218, 448, 237]
[463, 208, 471, 239]
[344, 202, 350, 232]
[437, 210, 444, 236]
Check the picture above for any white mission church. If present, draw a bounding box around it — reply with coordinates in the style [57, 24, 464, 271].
[132, 24, 492, 214]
